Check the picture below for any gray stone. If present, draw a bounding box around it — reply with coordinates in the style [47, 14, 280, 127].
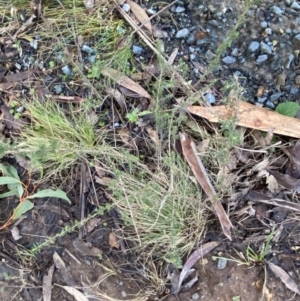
[122, 3, 130, 12]
[271, 5, 284, 15]
[270, 92, 282, 102]
[189, 46, 195, 53]
[293, 34, 300, 47]
[205, 49, 216, 61]
[286, 53, 295, 69]
[30, 39, 38, 50]
[256, 54, 268, 64]
[88, 55, 96, 64]
[266, 100, 275, 109]
[231, 48, 239, 56]
[61, 65, 73, 76]
[248, 41, 260, 53]
[190, 54, 196, 61]
[260, 42, 272, 55]
[132, 45, 143, 55]
[291, 2, 300, 10]
[176, 28, 190, 38]
[285, 0, 292, 5]
[54, 85, 63, 94]
[204, 93, 216, 104]
[260, 21, 268, 28]
[192, 293, 200, 300]
[82, 44, 94, 54]
[257, 97, 267, 103]
[146, 9, 157, 15]
[217, 258, 227, 269]
[176, 6, 185, 13]
[187, 32, 196, 44]
[290, 86, 300, 94]
[265, 28, 272, 35]
[222, 56, 236, 64]
[286, 28, 292, 34]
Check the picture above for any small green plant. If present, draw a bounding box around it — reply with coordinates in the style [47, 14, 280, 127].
[275, 101, 299, 117]
[0, 163, 70, 229]
[126, 109, 152, 123]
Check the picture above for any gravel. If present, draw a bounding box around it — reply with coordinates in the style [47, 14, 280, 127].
[138, 0, 300, 108]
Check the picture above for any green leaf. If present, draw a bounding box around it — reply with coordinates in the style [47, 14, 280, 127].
[0, 163, 11, 177]
[275, 102, 300, 117]
[0, 177, 21, 185]
[12, 200, 34, 220]
[7, 165, 20, 180]
[27, 189, 71, 204]
[0, 189, 18, 199]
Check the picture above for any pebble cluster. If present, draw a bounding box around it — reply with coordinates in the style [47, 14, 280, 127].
[128, 0, 300, 108]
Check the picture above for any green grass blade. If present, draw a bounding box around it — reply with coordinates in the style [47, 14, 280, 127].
[12, 200, 34, 220]
[27, 189, 71, 204]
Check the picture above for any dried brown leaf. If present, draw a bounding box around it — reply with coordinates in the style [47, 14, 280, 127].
[179, 132, 233, 240]
[43, 264, 54, 301]
[168, 48, 178, 65]
[57, 285, 89, 301]
[106, 87, 127, 114]
[126, 0, 152, 33]
[188, 101, 300, 138]
[173, 241, 220, 295]
[267, 262, 300, 295]
[53, 252, 76, 286]
[269, 170, 300, 192]
[284, 140, 300, 178]
[73, 238, 102, 257]
[101, 67, 151, 99]
[109, 232, 120, 249]
[152, 25, 169, 38]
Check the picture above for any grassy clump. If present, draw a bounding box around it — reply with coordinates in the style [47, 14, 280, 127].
[109, 152, 207, 268]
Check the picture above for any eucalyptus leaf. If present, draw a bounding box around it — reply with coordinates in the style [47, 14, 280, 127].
[7, 165, 20, 181]
[0, 177, 22, 185]
[0, 189, 18, 199]
[27, 189, 71, 204]
[12, 200, 34, 220]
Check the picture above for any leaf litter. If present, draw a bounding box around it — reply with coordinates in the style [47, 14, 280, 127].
[1, 0, 300, 300]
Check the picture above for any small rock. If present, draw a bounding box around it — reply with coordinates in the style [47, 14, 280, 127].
[217, 258, 227, 269]
[192, 293, 200, 300]
[265, 28, 272, 35]
[286, 53, 295, 69]
[190, 54, 196, 61]
[260, 42, 272, 55]
[231, 48, 239, 56]
[132, 45, 143, 55]
[270, 92, 282, 102]
[271, 5, 284, 15]
[30, 39, 38, 50]
[88, 55, 96, 64]
[61, 65, 73, 76]
[285, 0, 292, 5]
[257, 97, 267, 104]
[266, 100, 275, 109]
[176, 28, 190, 38]
[176, 6, 185, 13]
[256, 54, 268, 64]
[82, 44, 94, 54]
[54, 85, 63, 94]
[121, 291, 127, 298]
[291, 2, 300, 10]
[205, 93, 216, 104]
[222, 56, 236, 64]
[248, 41, 260, 53]
[122, 3, 130, 12]
[147, 9, 156, 15]
[187, 32, 196, 44]
[295, 75, 300, 85]
[260, 21, 268, 28]
[293, 34, 300, 47]
[205, 49, 216, 61]
[286, 28, 292, 34]
[277, 73, 286, 85]
[290, 86, 300, 94]
[189, 46, 195, 53]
